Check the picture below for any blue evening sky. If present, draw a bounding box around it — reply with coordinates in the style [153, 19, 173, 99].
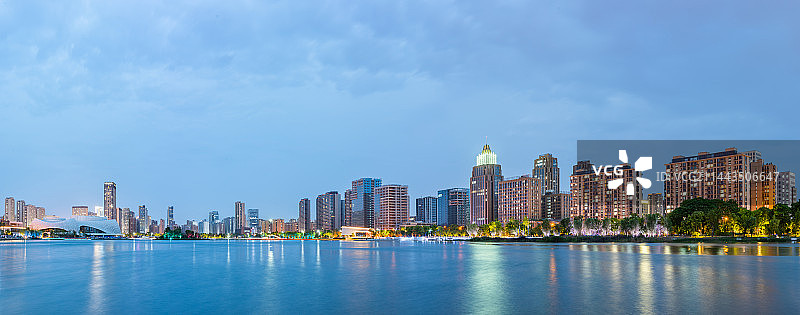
[1, 1, 798, 222]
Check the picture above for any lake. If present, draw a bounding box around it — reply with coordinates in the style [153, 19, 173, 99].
[1, 240, 799, 314]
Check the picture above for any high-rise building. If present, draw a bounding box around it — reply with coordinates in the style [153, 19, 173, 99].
[351, 178, 382, 228]
[94, 206, 103, 217]
[298, 198, 311, 233]
[664, 148, 754, 212]
[127, 209, 137, 235]
[534, 153, 560, 194]
[316, 191, 341, 231]
[570, 160, 642, 219]
[119, 208, 131, 235]
[234, 201, 246, 234]
[167, 206, 175, 228]
[72, 206, 89, 216]
[138, 205, 149, 233]
[104, 182, 117, 221]
[542, 191, 570, 221]
[647, 193, 665, 216]
[437, 188, 470, 226]
[470, 144, 503, 225]
[5, 197, 15, 222]
[750, 159, 777, 210]
[222, 217, 236, 235]
[415, 196, 437, 224]
[343, 189, 355, 226]
[497, 175, 542, 222]
[209, 210, 220, 234]
[374, 184, 409, 230]
[35, 206, 45, 221]
[16, 200, 27, 227]
[777, 171, 797, 206]
[247, 209, 260, 233]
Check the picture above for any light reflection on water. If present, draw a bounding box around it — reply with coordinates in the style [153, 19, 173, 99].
[0, 240, 799, 314]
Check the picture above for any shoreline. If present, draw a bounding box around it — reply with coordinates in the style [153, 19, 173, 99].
[468, 236, 799, 244]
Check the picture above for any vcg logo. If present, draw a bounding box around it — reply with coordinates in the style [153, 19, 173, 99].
[591, 150, 652, 196]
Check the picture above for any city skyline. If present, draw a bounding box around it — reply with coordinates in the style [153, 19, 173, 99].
[2, 1, 799, 222]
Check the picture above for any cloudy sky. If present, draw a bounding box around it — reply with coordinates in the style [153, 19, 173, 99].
[1, 1, 798, 222]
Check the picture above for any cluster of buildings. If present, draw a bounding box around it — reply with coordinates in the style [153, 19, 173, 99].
[3, 144, 798, 236]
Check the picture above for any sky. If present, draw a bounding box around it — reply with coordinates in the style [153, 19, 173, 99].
[1, 1, 799, 223]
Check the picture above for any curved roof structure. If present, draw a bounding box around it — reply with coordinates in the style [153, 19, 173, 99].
[29, 216, 122, 235]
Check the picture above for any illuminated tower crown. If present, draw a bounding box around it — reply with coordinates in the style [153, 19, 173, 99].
[476, 144, 497, 166]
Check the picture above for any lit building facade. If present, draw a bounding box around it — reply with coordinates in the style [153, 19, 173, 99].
[104, 182, 116, 221]
[167, 206, 175, 228]
[777, 171, 797, 206]
[470, 144, 503, 225]
[138, 205, 149, 233]
[570, 160, 642, 219]
[664, 148, 756, 212]
[375, 184, 409, 230]
[542, 191, 570, 221]
[750, 159, 777, 210]
[534, 153, 560, 194]
[647, 193, 665, 216]
[497, 175, 542, 222]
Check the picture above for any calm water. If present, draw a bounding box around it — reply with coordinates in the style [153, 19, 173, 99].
[1, 240, 800, 314]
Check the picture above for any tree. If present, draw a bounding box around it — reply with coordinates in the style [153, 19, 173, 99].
[734, 208, 758, 236]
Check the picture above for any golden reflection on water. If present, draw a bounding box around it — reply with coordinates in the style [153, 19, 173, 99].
[637, 244, 654, 315]
[553, 243, 800, 256]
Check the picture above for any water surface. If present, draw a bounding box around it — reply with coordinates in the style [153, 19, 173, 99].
[1, 240, 798, 314]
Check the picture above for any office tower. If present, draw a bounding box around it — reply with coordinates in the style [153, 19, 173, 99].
[647, 193, 665, 216]
[167, 206, 175, 228]
[470, 144, 503, 225]
[351, 178, 382, 228]
[298, 198, 311, 233]
[24, 204, 37, 226]
[498, 175, 542, 222]
[137, 205, 148, 233]
[159, 219, 166, 234]
[343, 189, 355, 226]
[94, 206, 103, 217]
[570, 160, 642, 219]
[374, 184, 409, 230]
[339, 199, 346, 228]
[664, 148, 754, 212]
[777, 171, 797, 206]
[316, 191, 341, 231]
[199, 220, 210, 234]
[72, 206, 89, 216]
[235, 201, 246, 234]
[247, 209, 260, 233]
[5, 197, 15, 221]
[104, 182, 117, 221]
[209, 210, 220, 234]
[534, 153, 560, 194]
[542, 191, 570, 221]
[222, 217, 235, 235]
[437, 188, 470, 226]
[750, 159, 777, 210]
[415, 196, 438, 224]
